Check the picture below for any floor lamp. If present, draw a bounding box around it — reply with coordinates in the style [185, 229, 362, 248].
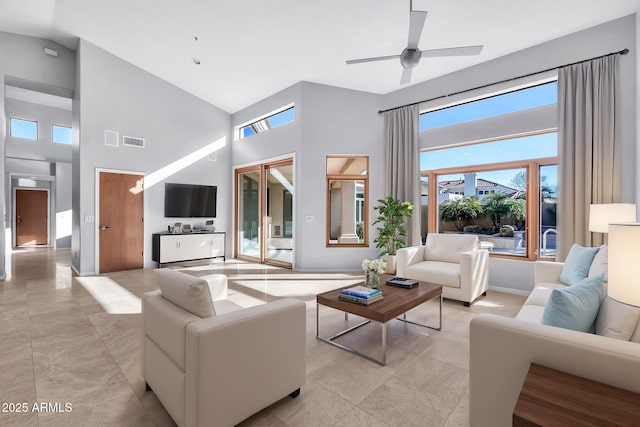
[608, 223, 640, 307]
[588, 203, 637, 234]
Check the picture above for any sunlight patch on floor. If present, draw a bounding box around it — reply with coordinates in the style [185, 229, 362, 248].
[472, 300, 504, 308]
[76, 276, 141, 314]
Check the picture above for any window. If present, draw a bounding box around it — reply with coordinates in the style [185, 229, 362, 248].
[326, 156, 369, 247]
[10, 118, 38, 140]
[422, 133, 557, 259]
[420, 81, 557, 131]
[420, 80, 558, 260]
[239, 106, 295, 139]
[53, 125, 72, 144]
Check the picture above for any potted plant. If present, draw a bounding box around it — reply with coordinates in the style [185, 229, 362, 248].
[373, 196, 414, 274]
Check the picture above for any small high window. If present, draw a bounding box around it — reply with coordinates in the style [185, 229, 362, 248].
[239, 106, 295, 139]
[53, 125, 72, 144]
[10, 118, 38, 140]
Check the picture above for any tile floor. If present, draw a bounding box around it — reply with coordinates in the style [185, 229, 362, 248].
[0, 247, 526, 426]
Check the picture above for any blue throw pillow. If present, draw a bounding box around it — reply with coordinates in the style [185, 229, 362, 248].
[559, 243, 599, 285]
[541, 276, 604, 332]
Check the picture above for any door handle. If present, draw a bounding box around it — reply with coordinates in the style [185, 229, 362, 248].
[99, 225, 110, 231]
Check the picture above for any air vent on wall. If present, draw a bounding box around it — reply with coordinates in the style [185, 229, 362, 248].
[123, 135, 145, 148]
[104, 130, 119, 147]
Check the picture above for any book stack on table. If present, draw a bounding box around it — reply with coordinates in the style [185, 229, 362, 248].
[338, 286, 383, 305]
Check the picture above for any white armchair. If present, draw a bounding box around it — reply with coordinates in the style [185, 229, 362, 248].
[143, 269, 306, 427]
[396, 233, 489, 306]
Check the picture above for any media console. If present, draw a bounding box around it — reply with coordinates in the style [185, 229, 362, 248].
[152, 231, 225, 266]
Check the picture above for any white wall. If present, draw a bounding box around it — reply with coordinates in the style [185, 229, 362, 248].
[55, 162, 72, 249]
[637, 11, 640, 219]
[296, 82, 383, 271]
[384, 15, 636, 292]
[73, 40, 232, 275]
[0, 31, 75, 278]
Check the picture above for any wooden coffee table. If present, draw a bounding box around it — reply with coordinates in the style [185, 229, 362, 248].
[316, 274, 442, 365]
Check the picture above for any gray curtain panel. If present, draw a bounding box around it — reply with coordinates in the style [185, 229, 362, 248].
[383, 105, 421, 246]
[557, 54, 620, 260]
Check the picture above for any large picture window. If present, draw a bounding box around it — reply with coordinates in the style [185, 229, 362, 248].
[420, 81, 558, 260]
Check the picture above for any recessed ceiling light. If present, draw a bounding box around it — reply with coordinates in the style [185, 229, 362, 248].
[192, 57, 201, 65]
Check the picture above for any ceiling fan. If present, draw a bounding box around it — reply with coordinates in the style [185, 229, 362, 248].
[346, 2, 484, 85]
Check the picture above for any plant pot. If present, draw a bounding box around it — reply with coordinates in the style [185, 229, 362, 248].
[385, 255, 397, 274]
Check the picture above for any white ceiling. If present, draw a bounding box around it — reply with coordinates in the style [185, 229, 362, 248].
[1, 0, 638, 113]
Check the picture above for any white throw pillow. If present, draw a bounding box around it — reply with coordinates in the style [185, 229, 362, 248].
[154, 269, 216, 318]
[588, 245, 608, 281]
[595, 296, 640, 341]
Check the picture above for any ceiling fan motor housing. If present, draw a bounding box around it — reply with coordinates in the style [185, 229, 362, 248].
[400, 48, 421, 69]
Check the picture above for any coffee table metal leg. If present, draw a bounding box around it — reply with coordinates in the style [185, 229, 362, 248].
[395, 294, 442, 331]
[381, 323, 387, 365]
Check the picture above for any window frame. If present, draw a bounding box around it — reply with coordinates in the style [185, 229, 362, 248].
[421, 131, 557, 261]
[52, 124, 72, 144]
[236, 103, 295, 140]
[10, 117, 38, 140]
[326, 155, 369, 248]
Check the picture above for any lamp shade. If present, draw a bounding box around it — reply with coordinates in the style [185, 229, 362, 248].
[588, 203, 636, 233]
[608, 223, 640, 307]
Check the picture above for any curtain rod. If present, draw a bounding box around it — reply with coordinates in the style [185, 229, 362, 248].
[378, 48, 629, 114]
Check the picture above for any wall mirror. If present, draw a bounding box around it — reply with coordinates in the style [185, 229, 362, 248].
[326, 156, 369, 247]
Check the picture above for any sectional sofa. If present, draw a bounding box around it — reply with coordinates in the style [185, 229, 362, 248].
[469, 256, 640, 426]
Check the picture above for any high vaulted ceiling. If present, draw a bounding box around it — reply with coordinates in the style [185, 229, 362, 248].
[1, 0, 637, 113]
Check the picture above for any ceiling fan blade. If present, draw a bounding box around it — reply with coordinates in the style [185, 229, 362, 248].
[346, 54, 401, 65]
[407, 10, 428, 49]
[420, 45, 484, 58]
[400, 68, 412, 85]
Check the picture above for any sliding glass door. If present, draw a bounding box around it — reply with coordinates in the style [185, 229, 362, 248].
[236, 167, 261, 261]
[235, 159, 294, 268]
[265, 162, 293, 265]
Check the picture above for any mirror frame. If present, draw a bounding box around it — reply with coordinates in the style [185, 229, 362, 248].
[326, 155, 369, 247]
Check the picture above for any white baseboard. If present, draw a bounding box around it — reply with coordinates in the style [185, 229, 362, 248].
[488, 285, 530, 297]
[71, 265, 95, 277]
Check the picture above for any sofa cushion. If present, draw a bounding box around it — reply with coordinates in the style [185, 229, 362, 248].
[213, 299, 244, 315]
[154, 269, 216, 318]
[200, 273, 229, 301]
[424, 233, 478, 264]
[596, 297, 640, 341]
[588, 245, 608, 282]
[541, 276, 604, 332]
[406, 261, 460, 288]
[559, 243, 599, 285]
[515, 305, 546, 323]
[522, 282, 568, 307]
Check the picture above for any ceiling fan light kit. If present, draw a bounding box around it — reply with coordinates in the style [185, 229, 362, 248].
[346, 2, 484, 84]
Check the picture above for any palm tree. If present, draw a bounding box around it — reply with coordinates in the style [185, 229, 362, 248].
[440, 196, 483, 231]
[483, 192, 526, 231]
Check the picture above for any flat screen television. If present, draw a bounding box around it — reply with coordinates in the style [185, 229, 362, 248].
[164, 183, 217, 218]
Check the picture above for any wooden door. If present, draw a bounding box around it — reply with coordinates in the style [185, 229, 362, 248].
[16, 189, 48, 245]
[99, 172, 144, 273]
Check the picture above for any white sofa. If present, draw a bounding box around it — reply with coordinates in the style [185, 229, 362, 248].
[470, 260, 640, 427]
[143, 269, 306, 427]
[396, 233, 489, 306]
